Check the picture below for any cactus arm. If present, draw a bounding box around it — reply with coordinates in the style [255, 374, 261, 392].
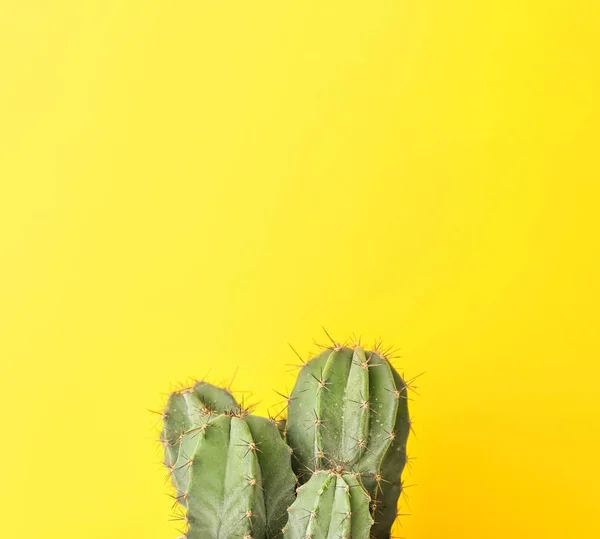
[246, 414, 297, 538]
[284, 472, 371, 539]
[284, 472, 334, 539]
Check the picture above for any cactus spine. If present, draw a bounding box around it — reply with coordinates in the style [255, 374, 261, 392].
[161, 381, 297, 539]
[286, 345, 411, 538]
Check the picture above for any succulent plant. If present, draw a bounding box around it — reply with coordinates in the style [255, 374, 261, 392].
[285, 345, 411, 538]
[161, 381, 297, 539]
[159, 338, 416, 539]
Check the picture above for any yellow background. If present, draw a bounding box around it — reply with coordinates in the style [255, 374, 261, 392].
[1, 1, 599, 537]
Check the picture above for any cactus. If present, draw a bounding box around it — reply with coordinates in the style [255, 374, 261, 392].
[286, 345, 411, 538]
[158, 338, 416, 539]
[283, 469, 373, 539]
[161, 381, 297, 539]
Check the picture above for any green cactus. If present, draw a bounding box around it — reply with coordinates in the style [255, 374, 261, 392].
[159, 338, 416, 539]
[286, 345, 411, 538]
[283, 470, 373, 539]
[161, 381, 297, 539]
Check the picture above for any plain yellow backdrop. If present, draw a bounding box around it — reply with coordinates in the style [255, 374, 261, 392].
[1, 1, 599, 538]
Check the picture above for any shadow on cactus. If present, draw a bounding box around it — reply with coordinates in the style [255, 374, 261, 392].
[158, 336, 417, 539]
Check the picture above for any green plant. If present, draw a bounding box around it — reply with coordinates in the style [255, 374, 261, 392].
[159, 339, 414, 539]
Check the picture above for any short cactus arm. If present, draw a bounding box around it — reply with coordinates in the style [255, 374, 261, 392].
[284, 472, 371, 539]
[284, 472, 333, 539]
